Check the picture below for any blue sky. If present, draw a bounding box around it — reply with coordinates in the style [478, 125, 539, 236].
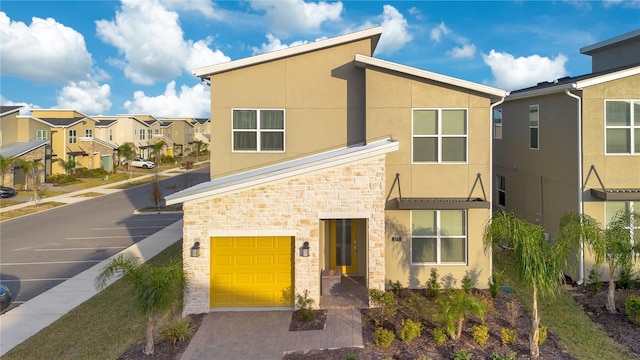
[1, 0, 639, 118]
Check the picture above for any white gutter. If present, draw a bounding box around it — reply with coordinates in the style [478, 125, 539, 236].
[565, 89, 584, 285]
[488, 96, 506, 278]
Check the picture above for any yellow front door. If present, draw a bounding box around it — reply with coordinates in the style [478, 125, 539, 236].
[329, 219, 358, 274]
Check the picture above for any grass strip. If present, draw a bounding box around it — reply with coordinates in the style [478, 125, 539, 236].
[71, 192, 104, 198]
[0, 200, 22, 208]
[494, 250, 630, 360]
[3, 240, 182, 360]
[0, 202, 65, 221]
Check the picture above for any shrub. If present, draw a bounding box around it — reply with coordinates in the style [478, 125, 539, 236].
[461, 271, 477, 293]
[342, 355, 358, 360]
[387, 279, 404, 297]
[587, 266, 603, 292]
[538, 325, 548, 345]
[296, 290, 315, 322]
[426, 268, 441, 297]
[489, 271, 503, 298]
[472, 324, 489, 346]
[373, 327, 395, 348]
[452, 349, 471, 360]
[433, 328, 447, 345]
[400, 319, 422, 342]
[625, 295, 640, 325]
[162, 318, 192, 344]
[618, 265, 636, 290]
[369, 289, 398, 327]
[500, 328, 517, 345]
[47, 173, 78, 185]
[505, 300, 520, 327]
[405, 293, 429, 322]
[491, 351, 517, 360]
[433, 291, 486, 340]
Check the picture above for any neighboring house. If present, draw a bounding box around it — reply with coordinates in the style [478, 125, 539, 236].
[160, 118, 195, 157]
[165, 27, 506, 314]
[191, 118, 211, 146]
[29, 109, 117, 174]
[94, 115, 153, 161]
[0, 106, 50, 186]
[493, 29, 640, 283]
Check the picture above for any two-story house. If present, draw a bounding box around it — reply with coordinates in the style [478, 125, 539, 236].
[165, 27, 506, 314]
[493, 29, 640, 284]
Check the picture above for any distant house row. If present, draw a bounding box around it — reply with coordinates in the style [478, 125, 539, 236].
[162, 27, 640, 314]
[0, 108, 210, 187]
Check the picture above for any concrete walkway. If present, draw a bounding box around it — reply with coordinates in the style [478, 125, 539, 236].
[180, 309, 363, 360]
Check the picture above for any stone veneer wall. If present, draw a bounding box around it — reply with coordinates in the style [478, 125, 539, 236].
[181, 155, 387, 315]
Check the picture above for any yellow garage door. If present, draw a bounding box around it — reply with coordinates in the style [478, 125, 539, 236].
[211, 236, 293, 308]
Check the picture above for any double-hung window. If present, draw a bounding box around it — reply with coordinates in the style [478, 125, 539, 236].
[36, 130, 48, 140]
[85, 129, 92, 138]
[529, 105, 539, 150]
[493, 108, 503, 140]
[413, 109, 467, 163]
[411, 210, 467, 264]
[232, 109, 285, 152]
[69, 129, 77, 144]
[109, 129, 113, 141]
[605, 100, 640, 154]
[139, 129, 145, 140]
[148, 129, 153, 139]
[497, 175, 506, 207]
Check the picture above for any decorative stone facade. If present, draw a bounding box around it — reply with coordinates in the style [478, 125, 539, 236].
[181, 155, 387, 315]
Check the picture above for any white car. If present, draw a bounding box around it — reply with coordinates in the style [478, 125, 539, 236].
[128, 157, 155, 169]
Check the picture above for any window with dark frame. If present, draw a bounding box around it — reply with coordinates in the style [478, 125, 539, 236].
[232, 109, 285, 152]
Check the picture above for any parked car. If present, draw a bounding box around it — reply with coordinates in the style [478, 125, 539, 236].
[0, 186, 16, 198]
[0, 285, 12, 312]
[128, 158, 155, 169]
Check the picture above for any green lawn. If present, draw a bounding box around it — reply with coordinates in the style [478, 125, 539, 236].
[3, 241, 182, 360]
[494, 250, 630, 360]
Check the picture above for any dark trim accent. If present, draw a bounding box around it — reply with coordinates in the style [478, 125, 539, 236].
[67, 151, 87, 156]
[590, 188, 640, 201]
[386, 197, 490, 210]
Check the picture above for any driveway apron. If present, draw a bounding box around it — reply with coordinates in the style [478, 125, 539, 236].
[180, 309, 363, 360]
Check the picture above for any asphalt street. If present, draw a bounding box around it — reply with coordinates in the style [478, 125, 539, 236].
[0, 167, 209, 312]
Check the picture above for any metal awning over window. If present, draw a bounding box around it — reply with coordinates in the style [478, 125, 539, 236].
[67, 151, 87, 156]
[590, 188, 640, 201]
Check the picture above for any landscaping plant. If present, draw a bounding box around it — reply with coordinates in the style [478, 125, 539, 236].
[296, 289, 315, 322]
[587, 265, 603, 292]
[625, 295, 640, 325]
[488, 270, 503, 298]
[472, 324, 490, 346]
[433, 290, 486, 341]
[433, 327, 447, 345]
[400, 318, 422, 342]
[500, 328, 517, 345]
[373, 327, 395, 348]
[368, 289, 398, 327]
[162, 318, 193, 344]
[426, 268, 441, 297]
[452, 349, 472, 360]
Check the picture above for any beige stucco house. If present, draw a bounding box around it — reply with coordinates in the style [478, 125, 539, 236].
[493, 29, 640, 283]
[166, 27, 507, 314]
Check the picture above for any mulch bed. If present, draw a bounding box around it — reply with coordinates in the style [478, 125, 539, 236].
[289, 309, 328, 331]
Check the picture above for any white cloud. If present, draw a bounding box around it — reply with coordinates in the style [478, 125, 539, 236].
[96, 0, 229, 85]
[430, 22, 450, 43]
[54, 81, 112, 115]
[447, 44, 476, 59]
[0, 95, 39, 113]
[375, 5, 412, 54]
[249, 0, 343, 35]
[123, 81, 210, 118]
[0, 12, 93, 84]
[251, 34, 312, 55]
[408, 7, 424, 20]
[482, 50, 569, 90]
[603, 0, 640, 8]
[161, 0, 223, 19]
[564, 0, 592, 10]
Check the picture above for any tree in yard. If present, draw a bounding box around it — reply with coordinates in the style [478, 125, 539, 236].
[558, 210, 640, 313]
[0, 155, 14, 186]
[150, 179, 164, 209]
[483, 210, 576, 358]
[193, 140, 205, 160]
[151, 140, 166, 180]
[433, 290, 486, 341]
[118, 142, 137, 182]
[57, 158, 77, 175]
[95, 255, 188, 356]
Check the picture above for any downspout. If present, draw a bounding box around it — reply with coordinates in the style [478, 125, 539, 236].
[489, 96, 506, 279]
[565, 88, 584, 284]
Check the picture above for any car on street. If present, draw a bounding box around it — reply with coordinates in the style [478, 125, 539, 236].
[0, 285, 12, 312]
[0, 186, 16, 198]
[127, 158, 155, 169]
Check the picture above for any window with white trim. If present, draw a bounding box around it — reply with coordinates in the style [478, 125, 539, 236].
[85, 129, 92, 138]
[605, 100, 640, 154]
[109, 129, 113, 141]
[36, 130, 48, 140]
[413, 109, 467, 163]
[497, 175, 506, 207]
[493, 108, 502, 140]
[69, 129, 77, 144]
[606, 201, 639, 244]
[232, 109, 285, 152]
[529, 105, 539, 150]
[411, 210, 467, 264]
[148, 129, 153, 139]
[139, 128, 145, 140]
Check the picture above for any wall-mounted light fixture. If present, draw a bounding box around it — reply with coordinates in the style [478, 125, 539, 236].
[299, 241, 310, 257]
[190, 242, 201, 257]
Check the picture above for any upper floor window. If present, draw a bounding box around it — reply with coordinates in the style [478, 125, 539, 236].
[85, 129, 92, 138]
[155, 129, 160, 135]
[36, 130, 48, 140]
[109, 129, 113, 141]
[148, 129, 153, 139]
[493, 108, 503, 140]
[69, 129, 77, 144]
[606, 100, 640, 154]
[413, 109, 467, 163]
[529, 105, 539, 150]
[232, 109, 285, 152]
[497, 175, 506, 207]
[411, 210, 467, 265]
[139, 129, 145, 140]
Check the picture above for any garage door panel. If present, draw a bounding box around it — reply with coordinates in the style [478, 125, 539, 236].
[211, 236, 293, 308]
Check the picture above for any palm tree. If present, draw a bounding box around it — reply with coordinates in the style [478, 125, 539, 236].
[118, 142, 136, 182]
[151, 140, 165, 180]
[484, 210, 575, 358]
[95, 255, 188, 356]
[558, 210, 640, 313]
[57, 158, 76, 175]
[0, 155, 14, 186]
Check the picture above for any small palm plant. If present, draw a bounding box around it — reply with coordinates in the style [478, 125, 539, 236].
[95, 255, 188, 355]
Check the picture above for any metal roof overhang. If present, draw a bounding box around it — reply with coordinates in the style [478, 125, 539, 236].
[386, 197, 490, 210]
[590, 188, 640, 201]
